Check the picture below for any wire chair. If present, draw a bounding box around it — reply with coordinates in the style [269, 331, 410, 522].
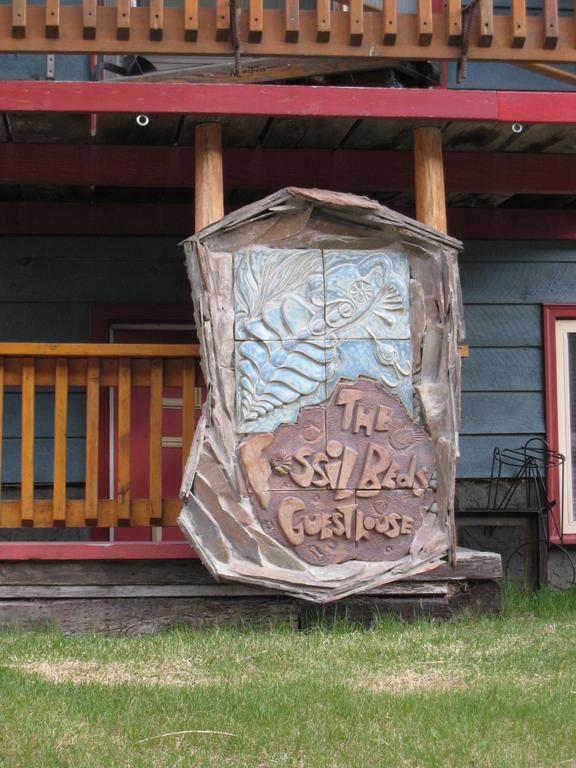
[487, 437, 574, 586]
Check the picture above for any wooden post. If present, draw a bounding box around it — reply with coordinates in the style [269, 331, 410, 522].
[413, 126, 447, 234]
[413, 125, 455, 567]
[195, 123, 224, 233]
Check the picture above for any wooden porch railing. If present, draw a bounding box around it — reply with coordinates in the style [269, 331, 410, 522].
[0, 0, 573, 62]
[0, 343, 201, 528]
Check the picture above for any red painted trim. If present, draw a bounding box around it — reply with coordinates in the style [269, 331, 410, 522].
[91, 304, 195, 343]
[543, 304, 576, 547]
[0, 542, 196, 560]
[0, 146, 574, 195]
[0, 203, 574, 239]
[0, 82, 574, 124]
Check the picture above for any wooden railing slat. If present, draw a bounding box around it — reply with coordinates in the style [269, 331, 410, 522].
[478, 0, 494, 46]
[117, 0, 131, 40]
[544, 0, 559, 48]
[52, 358, 68, 526]
[82, 0, 96, 39]
[349, 0, 364, 45]
[20, 358, 34, 526]
[85, 358, 100, 526]
[182, 358, 196, 474]
[216, 0, 230, 40]
[511, 0, 526, 47]
[417, 0, 433, 45]
[12, 0, 26, 38]
[149, 358, 163, 525]
[447, 0, 461, 44]
[117, 358, 131, 525]
[150, 0, 163, 41]
[316, 0, 331, 42]
[285, 0, 300, 42]
[184, 0, 198, 41]
[249, 0, 264, 42]
[0, 347, 199, 529]
[383, 0, 397, 44]
[45, 0, 60, 38]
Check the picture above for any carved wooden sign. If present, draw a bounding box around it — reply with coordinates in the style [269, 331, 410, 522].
[240, 379, 435, 567]
[179, 188, 463, 602]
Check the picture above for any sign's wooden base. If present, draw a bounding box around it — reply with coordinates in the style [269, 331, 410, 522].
[0, 549, 501, 633]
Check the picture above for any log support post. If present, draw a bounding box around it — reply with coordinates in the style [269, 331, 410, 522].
[195, 122, 224, 232]
[413, 125, 456, 565]
[413, 126, 447, 234]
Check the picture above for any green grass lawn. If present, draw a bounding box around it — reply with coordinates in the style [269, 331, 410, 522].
[0, 586, 575, 768]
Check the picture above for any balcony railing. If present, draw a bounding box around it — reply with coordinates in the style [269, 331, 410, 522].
[0, 343, 201, 528]
[0, 0, 573, 62]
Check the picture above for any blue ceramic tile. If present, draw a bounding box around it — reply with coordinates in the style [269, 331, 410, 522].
[234, 247, 324, 341]
[236, 339, 327, 433]
[324, 249, 410, 341]
[326, 338, 413, 414]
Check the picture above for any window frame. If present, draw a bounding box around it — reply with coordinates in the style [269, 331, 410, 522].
[544, 304, 576, 545]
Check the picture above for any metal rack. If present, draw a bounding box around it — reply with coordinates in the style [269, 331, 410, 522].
[487, 437, 574, 586]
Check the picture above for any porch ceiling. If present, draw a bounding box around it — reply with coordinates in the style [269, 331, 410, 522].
[0, 83, 574, 234]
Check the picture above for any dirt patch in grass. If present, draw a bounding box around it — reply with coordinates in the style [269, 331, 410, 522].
[355, 667, 467, 695]
[12, 660, 214, 688]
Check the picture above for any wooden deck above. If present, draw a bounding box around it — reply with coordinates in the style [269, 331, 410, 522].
[0, 1, 574, 62]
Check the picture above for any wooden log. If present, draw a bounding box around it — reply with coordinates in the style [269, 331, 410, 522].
[284, 0, 299, 42]
[382, 0, 397, 44]
[82, 0, 96, 39]
[447, 0, 461, 44]
[149, 0, 163, 40]
[116, 0, 131, 40]
[117, 358, 131, 525]
[417, 0, 432, 45]
[316, 0, 330, 42]
[0, 548, 501, 585]
[349, 0, 363, 45]
[183, 0, 198, 41]
[0, 597, 299, 634]
[20, 358, 35, 526]
[45, 0, 59, 38]
[85, 358, 100, 526]
[410, 548, 502, 580]
[0, 581, 454, 599]
[12, 0, 26, 37]
[249, 0, 263, 42]
[149, 358, 163, 525]
[511, 0, 526, 48]
[543, 0, 558, 49]
[52, 358, 68, 526]
[413, 126, 447, 234]
[194, 123, 224, 232]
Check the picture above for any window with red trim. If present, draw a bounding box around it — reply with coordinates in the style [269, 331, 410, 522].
[544, 305, 576, 546]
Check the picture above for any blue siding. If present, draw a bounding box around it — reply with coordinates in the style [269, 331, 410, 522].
[458, 239, 576, 479]
[0, 235, 190, 485]
[0, 236, 574, 483]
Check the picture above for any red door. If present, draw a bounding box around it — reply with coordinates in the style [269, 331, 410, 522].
[93, 320, 200, 543]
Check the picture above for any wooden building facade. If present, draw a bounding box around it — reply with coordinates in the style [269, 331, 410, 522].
[0, 1, 574, 627]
